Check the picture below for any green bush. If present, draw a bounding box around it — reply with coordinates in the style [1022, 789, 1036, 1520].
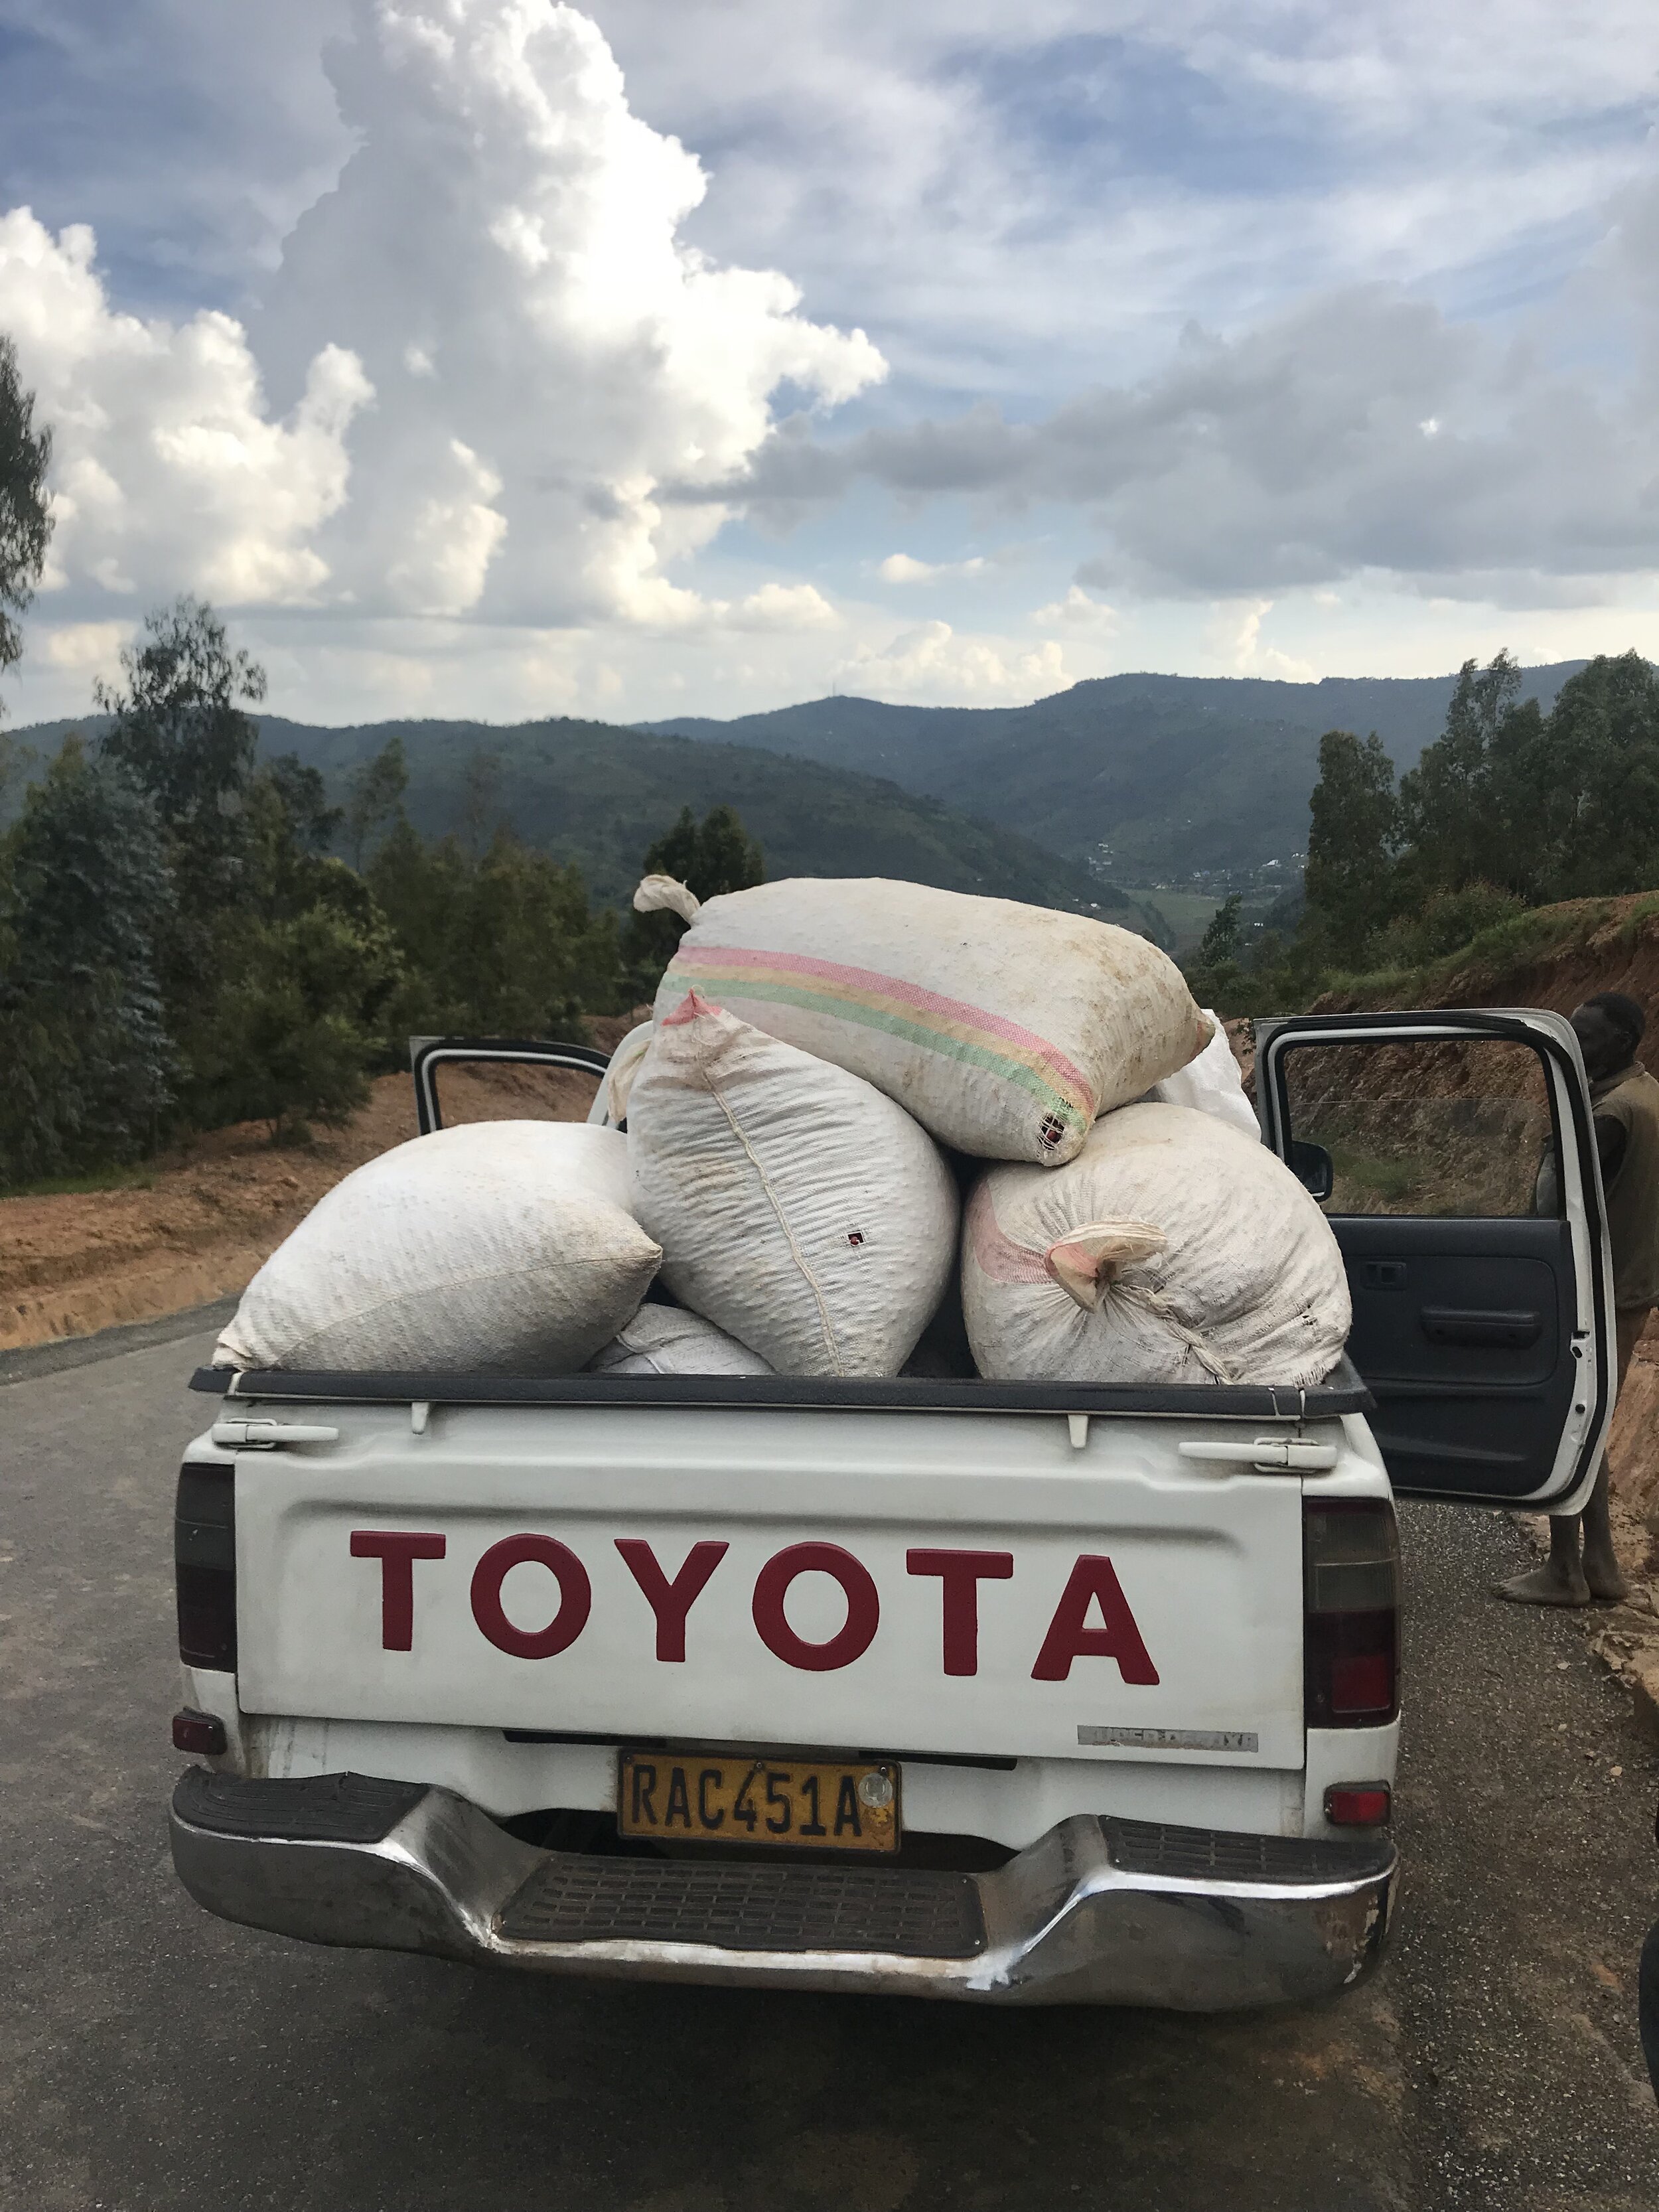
[369, 821, 625, 1045]
[182, 861, 403, 1140]
[1370, 882, 1527, 969]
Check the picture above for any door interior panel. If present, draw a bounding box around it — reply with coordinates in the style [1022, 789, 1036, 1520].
[1259, 1010, 1610, 1510]
[1333, 1216, 1578, 1500]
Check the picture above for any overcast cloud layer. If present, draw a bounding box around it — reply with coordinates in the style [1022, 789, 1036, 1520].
[2, 0, 1659, 723]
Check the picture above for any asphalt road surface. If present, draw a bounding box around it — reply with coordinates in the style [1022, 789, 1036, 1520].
[5, 1313, 1659, 2211]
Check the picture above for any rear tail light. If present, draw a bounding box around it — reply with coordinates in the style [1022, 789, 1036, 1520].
[1325, 1783, 1392, 1827]
[176, 1462, 236, 1671]
[1304, 1499, 1399, 1728]
[173, 1708, 228, 1756]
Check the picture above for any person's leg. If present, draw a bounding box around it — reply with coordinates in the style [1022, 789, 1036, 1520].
[1583, 1307, 1646, 1600]
[1496, 1306, 1644, 1605]
[1581, 1454, 1630, 1601]
[1494, 1516, 1591, 1605]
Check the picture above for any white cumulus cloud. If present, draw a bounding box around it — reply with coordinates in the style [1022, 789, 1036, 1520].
[725, 581, 839, 631]
[834, 619, 1065, 701]
[248, 0, 884, 627]
[0, 207, 370, 608]
[877, 552, 987, 583]
[36, 619, 134, 676]
[0, 0, 883, 660]
[1032, 583, 1116, 633]
[1204, 597, 1315, 680]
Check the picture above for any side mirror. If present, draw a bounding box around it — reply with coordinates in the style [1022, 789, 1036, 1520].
[1289, 1140, 1334, 1202]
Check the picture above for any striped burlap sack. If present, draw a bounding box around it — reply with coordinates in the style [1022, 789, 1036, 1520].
[638, 873, 1206, 1167]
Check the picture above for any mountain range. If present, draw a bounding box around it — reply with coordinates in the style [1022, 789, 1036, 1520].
[3, 710, 1129, 921]
[644, 664, 1587, 883]
[7, 662, 1592, 936]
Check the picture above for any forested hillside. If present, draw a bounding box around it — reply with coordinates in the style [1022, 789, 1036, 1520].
[255, 714, 1130, 917]
[9, 710, 1132, 921]
[646, 665, 1585, 881]
[1185, 650, 1659, 1021]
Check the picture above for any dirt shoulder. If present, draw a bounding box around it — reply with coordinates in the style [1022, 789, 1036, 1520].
[0, 1013, 647, 1355]
[1, 1077, 420, 1353]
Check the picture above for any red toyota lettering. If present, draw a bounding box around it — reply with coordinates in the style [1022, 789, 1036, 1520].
[906, 1548, 1013, 1676]
[752, 1542, 879, 1672]
[614, 1538, 729, 1661]
[350, 1530, 446, 1651]
[470, 1534, 592, 1659]
[1031, 1555, 1159, 1684]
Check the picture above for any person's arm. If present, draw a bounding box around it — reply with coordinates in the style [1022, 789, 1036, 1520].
[1539, 1111, 1628, 1215]
[1596, 1112, 1628, 1184]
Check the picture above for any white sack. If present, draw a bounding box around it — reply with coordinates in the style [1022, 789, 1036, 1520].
[587, 1303, 772, 1376]
[215, 1122, 660, 1373]
[1148, 1011, 1260, 1140]
[641, 873, 1207, 1165]
[962, 1102, 1349, 1387]
[628, 992, 960, 1376]
[586, 1019, 653, 1129]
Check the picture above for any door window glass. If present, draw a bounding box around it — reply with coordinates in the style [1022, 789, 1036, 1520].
[1279, 1036, 1557, 1218]
[431, 1056, 601, 1127]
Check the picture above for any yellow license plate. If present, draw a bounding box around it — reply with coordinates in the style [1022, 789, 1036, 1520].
[617, 1750, 900, 1854]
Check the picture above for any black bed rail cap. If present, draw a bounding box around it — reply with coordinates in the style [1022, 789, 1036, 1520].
[190, 1357, 1372, 1420]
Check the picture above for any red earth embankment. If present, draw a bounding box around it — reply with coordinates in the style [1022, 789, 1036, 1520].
[0, 1011, 647, 1353]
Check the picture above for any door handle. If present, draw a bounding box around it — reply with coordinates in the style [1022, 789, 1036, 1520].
[1418, 1307, 1542, 1349]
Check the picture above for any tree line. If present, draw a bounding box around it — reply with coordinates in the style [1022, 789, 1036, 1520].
[1184, 649, 1659, 1012]
[0, 602, 762, 1187]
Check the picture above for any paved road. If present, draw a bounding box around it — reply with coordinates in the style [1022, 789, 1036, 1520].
[3, 1316, 1658, 2211]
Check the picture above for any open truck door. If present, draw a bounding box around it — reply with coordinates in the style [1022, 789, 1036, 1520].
[1256, 1009, 1615, 1511]
[409, 1035, 613, 1137]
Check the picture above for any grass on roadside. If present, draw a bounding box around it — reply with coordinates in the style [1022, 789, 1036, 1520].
[1, 1163, 158, 1201]
[1314, 895, 1659, 1012]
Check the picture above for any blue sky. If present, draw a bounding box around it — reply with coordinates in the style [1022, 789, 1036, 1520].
[3, 0, 1659, 725]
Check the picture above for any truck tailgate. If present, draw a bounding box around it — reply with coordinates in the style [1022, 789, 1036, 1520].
[232, 1404, 1307, 1769]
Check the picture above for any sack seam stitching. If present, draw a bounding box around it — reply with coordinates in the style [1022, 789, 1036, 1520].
[703, 1070, 843, 1376]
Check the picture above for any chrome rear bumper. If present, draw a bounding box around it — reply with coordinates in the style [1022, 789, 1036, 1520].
[169, 1770, 1396, 2012]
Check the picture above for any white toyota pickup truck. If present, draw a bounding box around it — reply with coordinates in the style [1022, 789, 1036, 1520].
[169, 1008, 1614, 2010]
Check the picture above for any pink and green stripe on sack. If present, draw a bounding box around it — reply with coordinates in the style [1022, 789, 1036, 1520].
[664, 943, 1096, 1143]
